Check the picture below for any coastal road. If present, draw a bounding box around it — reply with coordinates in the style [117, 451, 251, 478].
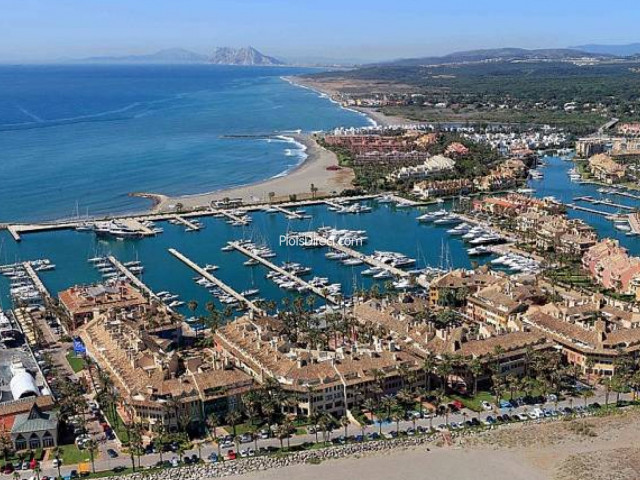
[32, 386, 625, 478]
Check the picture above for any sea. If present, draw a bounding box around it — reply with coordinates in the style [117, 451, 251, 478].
[2, 65, 640, 315]
[0, 64, 371, 222]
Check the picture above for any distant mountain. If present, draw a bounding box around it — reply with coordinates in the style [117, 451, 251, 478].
[572, 43, 640, 57]
[373, 47, 612, 67]
[209, 46, 284, 66]
[79, 48, 208, 64]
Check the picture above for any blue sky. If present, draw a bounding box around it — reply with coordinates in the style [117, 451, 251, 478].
[1, 0, 639, 62]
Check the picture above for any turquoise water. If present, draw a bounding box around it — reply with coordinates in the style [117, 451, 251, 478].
[0, 201, 480, 313]
[0, 65, 370, 222]
[2, 156, 639, 314]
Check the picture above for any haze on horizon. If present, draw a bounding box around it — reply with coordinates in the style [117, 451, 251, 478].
[1, 0, 639, 63]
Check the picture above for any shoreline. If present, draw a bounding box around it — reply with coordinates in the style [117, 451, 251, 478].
[150, 132, 356, 212]
[286, 75, 418, 127]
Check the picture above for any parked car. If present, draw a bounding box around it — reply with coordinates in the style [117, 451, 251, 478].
[239, 433, 253, 443]
[207, 453, 219, 463]
[107, 449, 118, 458]
[481, 401, 493, 411]
[226, 450, 237, 461]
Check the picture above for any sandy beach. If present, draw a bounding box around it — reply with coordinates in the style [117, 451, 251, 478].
[225, 409, 640, 480]
[289, 76, 418, 127]
[143, 74, 415, 215]
[151, 133, 355, 212]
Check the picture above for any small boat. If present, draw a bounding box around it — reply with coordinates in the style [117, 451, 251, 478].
[468, 246, 492, 256]
[361, 267, 383, 276]
[241, 288, 260, 297]
[342, 258, 364, 266]
[204, 264, 219, 272]
[221, 245, 234, 252]
[169, 300, 185, 308]
[373, 270, 393, 279]
[244, 259, 259, 267]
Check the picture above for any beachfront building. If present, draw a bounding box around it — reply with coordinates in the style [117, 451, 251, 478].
[353, 296, 550, 390]
[214, 314, 422, 417]
[524, 304, 640, 377]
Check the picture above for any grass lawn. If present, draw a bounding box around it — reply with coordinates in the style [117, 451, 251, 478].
[66, 352, 87, 373]
[103, 408, 130, 444]
[448, 391, 495, 413]
[59, 444, 96, 465]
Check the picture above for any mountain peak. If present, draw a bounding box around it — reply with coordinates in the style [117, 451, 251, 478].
[209, 46, 284, 66]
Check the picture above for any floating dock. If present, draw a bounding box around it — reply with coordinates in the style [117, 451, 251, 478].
[168, 248, 265, 314]
[566, 203, 615, 217]
[574, 196, 635, 211]
[217, 210, 250, 226]
[172, 215, 201, 232]
[22, 262, 51, 298]
[228, 241, 340, 304]
[299, 232, 410, 279]
[270, 205, 304, 219]
[107, 256, 160, 300]
[2, 193, 381, 242]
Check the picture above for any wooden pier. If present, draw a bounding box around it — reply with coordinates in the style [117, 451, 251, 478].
[299, 232, 410, 278]
[228, 241, 340, 304]
[168, 248, 264, 314]
[172, 215, 201, 232]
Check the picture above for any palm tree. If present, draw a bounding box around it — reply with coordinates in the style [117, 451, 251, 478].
[84, 439, 98, 473]
[206, 414, 222, 460]
[225, 410, 242, 439]
[275, 424, 287, 449]
[282, 418, 294, 449]
[600, 376, 613, 406]
[422, 354, 436, 391]
[582, 387, 595, 408]
[469, 357, 483, 396]
[340, 415, 350, 442]
[391, 409, 403, 435]
[318, 414, 332, 445]
[437, 354, 453, 393]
